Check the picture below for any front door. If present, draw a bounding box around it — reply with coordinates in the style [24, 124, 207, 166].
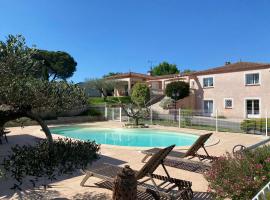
[246, 99, 260, 118]
[204, 100, 213, 116]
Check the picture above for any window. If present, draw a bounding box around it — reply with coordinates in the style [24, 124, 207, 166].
[246, 99, 260, 117]
[224, 98, 233, 109]
[203, 100, 213, 115]
[245, 73, 260, 85]
[203, 77, 214, 88]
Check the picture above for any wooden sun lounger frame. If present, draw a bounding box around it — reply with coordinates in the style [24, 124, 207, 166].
[80, 145, 193, 200]
[141, 133, 218, 163]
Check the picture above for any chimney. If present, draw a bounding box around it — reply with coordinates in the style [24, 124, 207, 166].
[147, 67, 153, 76]
[225, 61, 231, 65]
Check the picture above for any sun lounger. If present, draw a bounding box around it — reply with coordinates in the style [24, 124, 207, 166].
[141, 133, 218, 164]
[80, 145, 193, 200]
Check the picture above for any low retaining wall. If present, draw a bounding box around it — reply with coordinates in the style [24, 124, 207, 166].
[6, 116, 106, 127]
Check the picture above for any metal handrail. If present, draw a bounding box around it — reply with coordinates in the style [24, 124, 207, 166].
[252, 180, 270, 200]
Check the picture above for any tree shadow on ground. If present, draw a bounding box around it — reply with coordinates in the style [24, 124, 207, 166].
[71, 192, 111, 200]
[0, 189, 111, 200]
[0, 134, 42, 157]
[0, 134, 126, 200]
[94, 180, 213, 200]
[2, 188, 61, 200]
[0, 133, 213, 200]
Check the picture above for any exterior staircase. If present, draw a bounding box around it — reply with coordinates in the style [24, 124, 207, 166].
[148, 95, 170, 115]
[147, 94, 165, 107]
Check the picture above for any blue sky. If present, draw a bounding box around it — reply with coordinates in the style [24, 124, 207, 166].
[1, 0, 270, 82]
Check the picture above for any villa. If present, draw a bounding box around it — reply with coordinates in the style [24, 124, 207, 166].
[108, 61, 270, 119]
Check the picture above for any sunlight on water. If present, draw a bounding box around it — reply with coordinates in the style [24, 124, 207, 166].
[50, 126, 198, 147]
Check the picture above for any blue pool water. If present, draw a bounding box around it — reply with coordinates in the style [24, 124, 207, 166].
[50, 126, 198, 147]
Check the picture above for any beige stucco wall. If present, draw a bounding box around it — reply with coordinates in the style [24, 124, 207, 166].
[113, 77, 145, 96]
[191, 68, 270, 119]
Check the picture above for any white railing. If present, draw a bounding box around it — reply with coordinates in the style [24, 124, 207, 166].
[100, 106, 270, 136]
[150, 89, 164, 95]
[252, 180, 270, 200]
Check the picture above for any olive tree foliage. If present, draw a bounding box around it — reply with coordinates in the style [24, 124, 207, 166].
[0, 35, 42, 77]
[120, 83, 150, 125]
[165, 81, 190, 100]
[84, 78, 117, 100]
[0, 35, 86, 144]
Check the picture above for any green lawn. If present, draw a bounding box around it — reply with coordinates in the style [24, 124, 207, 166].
[88, 96, 131, 106]
[135, 118, 242, 133]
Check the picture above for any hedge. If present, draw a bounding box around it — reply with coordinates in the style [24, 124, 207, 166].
[205, 145, 270, 199]
[240, 118, 270, 134]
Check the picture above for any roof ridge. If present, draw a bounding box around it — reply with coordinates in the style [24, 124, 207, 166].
[191, 61, 270, 76]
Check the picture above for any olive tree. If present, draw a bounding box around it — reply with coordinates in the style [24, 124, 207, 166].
[0, 35, 86, 144]
[84, 78, 117, 100]
[121, 83, 150, 126]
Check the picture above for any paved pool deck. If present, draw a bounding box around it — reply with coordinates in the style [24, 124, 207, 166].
[0, 121, 268, 200]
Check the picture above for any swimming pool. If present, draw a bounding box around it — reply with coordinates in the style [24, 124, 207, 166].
[50, 126, 199, 147]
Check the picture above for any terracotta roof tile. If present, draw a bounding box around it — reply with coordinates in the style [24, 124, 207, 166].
[191, 62, 270, 76]
[105, 62, 270, 80]
[106, 72, 151, 79]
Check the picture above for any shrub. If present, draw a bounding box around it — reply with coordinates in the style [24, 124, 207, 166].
[205, 145, 270, 200]
[2, 138, 100, 190]
[88, 109, 102, 116]
[265, 191, 270, 199]
[240, 118, 270, 134]
[131, 83, 150, 106]
[181, 109, 193, 126]
[88, 97, 106, 105]
[81, 108, 102, 116]
[165, 81, 189, 100]
[217, 115, 226, 119]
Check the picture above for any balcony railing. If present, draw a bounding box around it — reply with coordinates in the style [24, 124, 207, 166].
[150, 89, 164, 95]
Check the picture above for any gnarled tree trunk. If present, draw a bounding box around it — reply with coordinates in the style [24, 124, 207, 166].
[0, 105, 53, 145]
[26, 111, 53, 145]
[135, 118, 139, 126]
